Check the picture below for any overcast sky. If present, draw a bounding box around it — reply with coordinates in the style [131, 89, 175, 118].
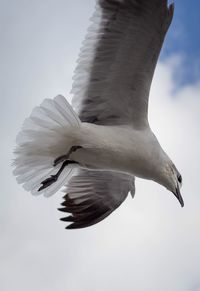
[0, 1, 200, 291]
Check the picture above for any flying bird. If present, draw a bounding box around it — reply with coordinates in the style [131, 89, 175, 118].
[13, 0, 183, 229]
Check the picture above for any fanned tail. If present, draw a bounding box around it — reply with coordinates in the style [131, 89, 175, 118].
[13, 95, 81, 197]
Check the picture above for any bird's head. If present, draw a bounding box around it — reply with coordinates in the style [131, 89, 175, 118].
[157, 161, 184, 207]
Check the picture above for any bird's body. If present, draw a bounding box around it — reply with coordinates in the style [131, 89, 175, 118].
[13, 0, 184, 229]
[69, 123, 163, 181]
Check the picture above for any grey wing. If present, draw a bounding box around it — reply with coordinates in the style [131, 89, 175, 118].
[63, 0, 173, 228]
[59, 170, 135, 229]
[71, 0, 174, 128]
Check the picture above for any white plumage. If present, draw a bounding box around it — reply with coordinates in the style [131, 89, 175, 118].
[13, 95, 80, 197]
[13, 0, 183, 229]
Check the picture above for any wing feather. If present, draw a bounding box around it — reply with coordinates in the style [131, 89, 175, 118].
[72, 0, 174, 127]
[59, 170, 135, 229]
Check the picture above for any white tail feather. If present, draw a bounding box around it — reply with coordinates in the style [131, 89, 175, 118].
[13, 95, 81, 197]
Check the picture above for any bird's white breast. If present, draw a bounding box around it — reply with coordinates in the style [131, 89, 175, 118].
[71, 123, 165, 180]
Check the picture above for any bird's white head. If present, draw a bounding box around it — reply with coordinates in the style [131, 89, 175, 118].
[157, 161, 184, 207]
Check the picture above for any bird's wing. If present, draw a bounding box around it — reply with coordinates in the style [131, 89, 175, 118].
[59, 169, 135, 229]
[71, 0, 174, 128]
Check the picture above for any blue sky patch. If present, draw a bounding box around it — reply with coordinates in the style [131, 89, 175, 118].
[161, 0, 200, 85]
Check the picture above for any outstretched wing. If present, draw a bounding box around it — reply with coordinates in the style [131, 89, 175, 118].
[71, 0, 174, 128]
[62, 0, 173, 229]
[59, 170, 135, 229]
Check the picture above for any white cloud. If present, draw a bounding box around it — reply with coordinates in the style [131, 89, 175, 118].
[0, 1, 200, 291]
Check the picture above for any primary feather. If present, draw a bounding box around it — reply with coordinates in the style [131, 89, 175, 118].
[60, 170, 135, 229]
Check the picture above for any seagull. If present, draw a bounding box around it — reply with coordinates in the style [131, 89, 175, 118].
[13, 0, 184, 229]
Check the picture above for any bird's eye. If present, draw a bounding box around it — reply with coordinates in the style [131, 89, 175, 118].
[178, 175, 182, 184]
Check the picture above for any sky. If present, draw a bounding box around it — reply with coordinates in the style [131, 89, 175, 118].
[161, 0, 200, 84]
[0, 1, 200, 291]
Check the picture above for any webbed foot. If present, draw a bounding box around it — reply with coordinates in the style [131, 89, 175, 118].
[38, 160, 79, 192]
[38, 175, 58, 191]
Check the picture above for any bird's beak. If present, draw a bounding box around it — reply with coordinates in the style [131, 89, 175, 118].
[173, 186, 184, 207]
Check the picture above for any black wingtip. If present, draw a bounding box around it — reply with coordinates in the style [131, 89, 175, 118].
[62, 193, 69, 200]
[60, 216, 75, 222]
[61, 201, 67, 206]
[57, 207, 67, 212]
[168, 3, 175, 18]
[38, 186, 43, 192]
[65, 224, 76, 230]
[65, 222, 87, 230]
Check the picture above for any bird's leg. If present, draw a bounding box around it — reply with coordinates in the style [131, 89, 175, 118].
[38, 146, 82, 192]
[53, 146, 82, 166]
[38, 160, 78, 192]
